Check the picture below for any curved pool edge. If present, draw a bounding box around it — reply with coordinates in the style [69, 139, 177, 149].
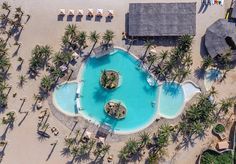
[52, 81, 82, 117]
[158, 80, 201, 119]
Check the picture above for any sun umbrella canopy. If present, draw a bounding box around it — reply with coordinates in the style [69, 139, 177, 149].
[88, 9, 94, 16]
[96, 9, 103, 16]
[78, 9, 84, 16]
[68, 9, 75, 16]
[59, 9, 66, 15]
[107, 10, 114, 17]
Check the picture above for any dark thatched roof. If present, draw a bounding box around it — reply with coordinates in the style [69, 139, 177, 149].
[205, 19, 236, 58]
[231, 4, 236, 19]
[128, 3, 196, 37]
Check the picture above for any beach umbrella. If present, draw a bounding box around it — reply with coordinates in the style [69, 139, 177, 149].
[107, 10, 114, 17]
[68, 9, 75, 16]
[96, 9, 103, 17]
[59, 9, 66, 15]
[77, 9, 84, 16]
[87, 9, 94, 16]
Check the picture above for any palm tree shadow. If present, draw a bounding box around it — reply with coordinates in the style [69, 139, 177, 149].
[0, 124, 13, 140]
[0, 143, 7, 158]
[194, 67, 205, 80]
[18, 112, 29, 126]
[179, 136, 196, 150]
[74, 153, 91, 163]
[61, 147, 71, 157]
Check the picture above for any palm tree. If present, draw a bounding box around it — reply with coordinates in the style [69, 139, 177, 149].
[70, 146, 79, 161]
[1, 2, 11, 13]
[0, 93, 7, 107]
[33, 93, 41, 110]
[0, 13, 7, 21]
[40, 76, 53, 92]
[118, 148, 128, 161]
[5, 112, 15, 126]
[15, 7, 24, 16]
[191, 121, 204, 136]
[218, 99, 233, 115]
[159, 124, 173, 137]
[0, 55, 10, 72]
[139, 131, 151, 148]
[89, 31, 100, 45]
[146, 54, 157, 70]
[101, 144, 111, 158]
[201, 56, 214, 70]
[125, 138, 139, 156]
[89, 31, 100, 52]
[141, 40, 155, 61]
[102, 30, 114, 45]
[64, 137, 75, 148]
[177, 34, 193, 53]
[76, 31, 87, 50]
[179, 68, 191, 82]
[65, 24, 77, 38]
[158, 50, 169, 63]
[182, 54, 193, 68]
[18, 75, 27, 87]
[79, 144, 89, 155]
[50, 67, 63, 84]
[208, 86, 217, 97]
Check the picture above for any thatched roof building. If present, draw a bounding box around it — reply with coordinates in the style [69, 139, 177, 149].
[128, 3, 196, 37]
[231, 4, 236, 19]
[205, 19, 236, 58]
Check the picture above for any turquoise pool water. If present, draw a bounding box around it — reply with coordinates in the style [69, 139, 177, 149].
[53, 82, 78, 115]
[159, 82, 184, 118]
[53, 49, 185, 133]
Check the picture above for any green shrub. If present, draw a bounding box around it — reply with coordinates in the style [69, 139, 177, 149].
[214, 124, 225, 133]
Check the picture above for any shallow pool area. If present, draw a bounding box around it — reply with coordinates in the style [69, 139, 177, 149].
[53, 82, 78, 116]
[52, 49, 201, 134]
[158, 82, 184, 119]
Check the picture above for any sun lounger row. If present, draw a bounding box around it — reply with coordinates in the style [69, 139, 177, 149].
[59, 9, 114, 17]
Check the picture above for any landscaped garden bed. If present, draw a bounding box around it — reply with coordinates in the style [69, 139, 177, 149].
[200, 150, 233, 164]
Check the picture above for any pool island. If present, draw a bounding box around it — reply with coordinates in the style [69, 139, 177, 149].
[104, 100, 126, 119]
[100, 70, 119, 89]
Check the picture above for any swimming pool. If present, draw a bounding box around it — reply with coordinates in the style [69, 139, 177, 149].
[53, 49, 195, 133]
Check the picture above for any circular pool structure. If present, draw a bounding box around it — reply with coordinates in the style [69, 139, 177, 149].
[52, 49, 195, 134]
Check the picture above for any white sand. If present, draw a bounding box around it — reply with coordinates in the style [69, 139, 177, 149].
[0, 0, 235, 163]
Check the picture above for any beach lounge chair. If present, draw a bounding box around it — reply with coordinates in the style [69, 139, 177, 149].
[87, 9, 94, 17]
[51, 127, 56, 133]
[107, 10, 114, 18]
[96, 9, 103, 17]
[68, 9, 75, 16]
[54, 130, 59, 136]
[59, 9, 66, 15]
[77, 9, 84, 16]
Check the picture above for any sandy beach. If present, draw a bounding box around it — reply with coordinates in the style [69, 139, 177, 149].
[0, 0, 235, 163]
